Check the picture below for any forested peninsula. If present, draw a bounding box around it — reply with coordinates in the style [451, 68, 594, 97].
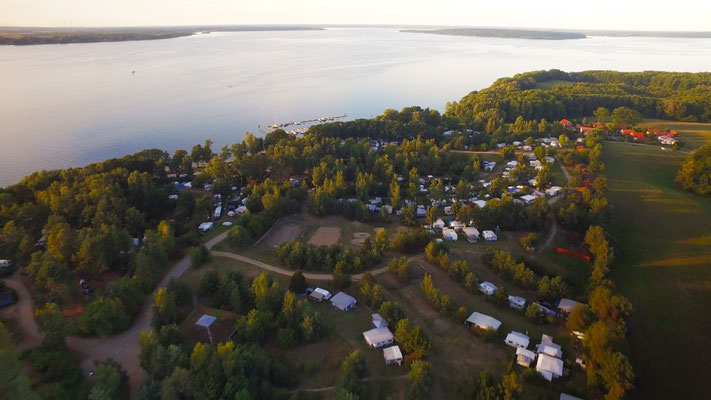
[0, 25, 324, 45]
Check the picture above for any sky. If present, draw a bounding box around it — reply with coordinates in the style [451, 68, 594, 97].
[1, 0, 709, 31]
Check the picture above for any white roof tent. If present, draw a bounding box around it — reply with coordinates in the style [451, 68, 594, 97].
[363, 327, 394, 348]
[465, 312, 502, 331]
[557, 298, 581, 314]
[330, 291, 357, 311]
[383, 345, 403, 365]
[195, 314, 217, 328]
[536, 353, 564, 381]
[505, 331, 530, 349]
[372, 313, 388, 329]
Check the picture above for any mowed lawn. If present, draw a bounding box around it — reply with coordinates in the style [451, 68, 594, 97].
[603, 142, 711, 399]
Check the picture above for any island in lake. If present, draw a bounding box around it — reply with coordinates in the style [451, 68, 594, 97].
[0, 25, 324, 45]
[401, 28, 587, 40]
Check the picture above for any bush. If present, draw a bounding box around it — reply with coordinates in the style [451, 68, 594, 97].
[277, 328, 299, 349]
[227, 225, 252, 248]
[288, 269, 307, 294]
[189, 245, 211, 268]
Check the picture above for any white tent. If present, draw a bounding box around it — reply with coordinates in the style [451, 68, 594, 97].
[465, 312, 502, 331]
[516, 347, 536, 367]
[313, 288, 331, 300]
[546, 186, 562, 196]
[536, 353, 564, 381]
[479, 281, 498, 296]
[505, 331, 530, 349]
[330, 292, 357, 311]
[383, 345, 403, 365]
[433, 219, 445, 229]
[236, 206, 248, 215]
[363, 327, 394, 348]
[463, 227, 480, 242]
[560, 393, 584, 400]
[521, 195, 535, 205]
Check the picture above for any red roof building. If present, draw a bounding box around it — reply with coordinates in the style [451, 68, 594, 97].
[560, 119, 571, 126]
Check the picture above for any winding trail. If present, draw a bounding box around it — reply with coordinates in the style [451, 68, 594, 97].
[1, 273, 44, 350]
[64, 230, 230, 398]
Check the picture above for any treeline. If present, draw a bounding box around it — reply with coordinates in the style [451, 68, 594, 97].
[447, 69, 711, 126]
[275, 234, 385, 273]
[676, 145, 711, 196]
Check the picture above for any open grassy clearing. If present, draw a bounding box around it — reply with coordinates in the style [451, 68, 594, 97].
[534, 80, 575, 90]
[640, 118, 711, 150]
[603, 142, 711, 399]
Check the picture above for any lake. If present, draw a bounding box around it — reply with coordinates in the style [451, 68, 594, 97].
[1, 28, 710, 186]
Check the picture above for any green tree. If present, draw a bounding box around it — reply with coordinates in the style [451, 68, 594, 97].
[288, 269, 307, 293]
[89, 359, 128, 400]
[594, 107, 610, 123]
[0, 322, 40, 400]
[406, 360, 433, 400]
[611, 106, 642, 127]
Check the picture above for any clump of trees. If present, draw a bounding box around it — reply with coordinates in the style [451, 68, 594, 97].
[388, 256, 411, 282]
[676, 145, 711, 196]
[275, 240, 382, 273]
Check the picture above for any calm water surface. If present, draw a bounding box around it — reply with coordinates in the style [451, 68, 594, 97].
[1, 28, 710, 185]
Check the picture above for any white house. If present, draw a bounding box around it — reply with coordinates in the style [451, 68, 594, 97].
[483, 230, 498, 241]
[516, 347, 536, 367]
[198, 222, 214, 233]
[331, 292, 357, 311]
[363, 327, 394, 348]
[432, 218, 446, 230]
[557, 298, 581, 314]
[508, 295, 526, 310]
[383, 345, 403, 365]
[505, 331, 530, 349]
[463, 227, 480, 243]
[536, 353, 564, 381]
[442, 228, 458, 241]
[479, 281, 498, 296]
[465, 312, 502, 331]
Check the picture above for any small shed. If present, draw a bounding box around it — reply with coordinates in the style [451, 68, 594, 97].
[505, 331, 530, 349]
[363, 327, 394, 348]
[482, 230, 497, 241]
[372, 313, 388, 328]
[516, 347, 536, 367]
[331, 292, 357, 312]
[465, 312, 502, 331]
[463, 227, 480, 243]
[536, 353, 564, 381]
[479, 281, 498, 296]
[383, 345, 403, 365]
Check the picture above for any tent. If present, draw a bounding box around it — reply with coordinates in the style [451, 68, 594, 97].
[465, 312, 502, 331]
[372, 313, 388, 329]
[505, 331, 530, 349]
[330, 292, 356, 311]
[383, 345, 403, 365]
[363, 327, 394, 348]
[536, 353, 564, 381]
[195, 314, 217, 344]
[433, 219, 446, 229]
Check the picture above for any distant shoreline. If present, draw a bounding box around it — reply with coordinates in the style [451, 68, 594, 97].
[0, 25, 325, 45]
[401, 28, 586, 40]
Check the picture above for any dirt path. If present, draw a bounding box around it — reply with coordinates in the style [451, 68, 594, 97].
[64, 230, 230, 398]
[0, 273, 44, 350]
[211, 251, 415, 281]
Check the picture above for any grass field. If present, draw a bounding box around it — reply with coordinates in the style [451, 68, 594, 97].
[603, 142, 711, 399]
[640, 118, 711, 150]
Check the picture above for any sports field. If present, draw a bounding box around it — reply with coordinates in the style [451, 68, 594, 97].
[603, 142, 711, 399]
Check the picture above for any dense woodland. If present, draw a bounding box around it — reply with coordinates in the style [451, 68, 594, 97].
[2, 69, 700, 399]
